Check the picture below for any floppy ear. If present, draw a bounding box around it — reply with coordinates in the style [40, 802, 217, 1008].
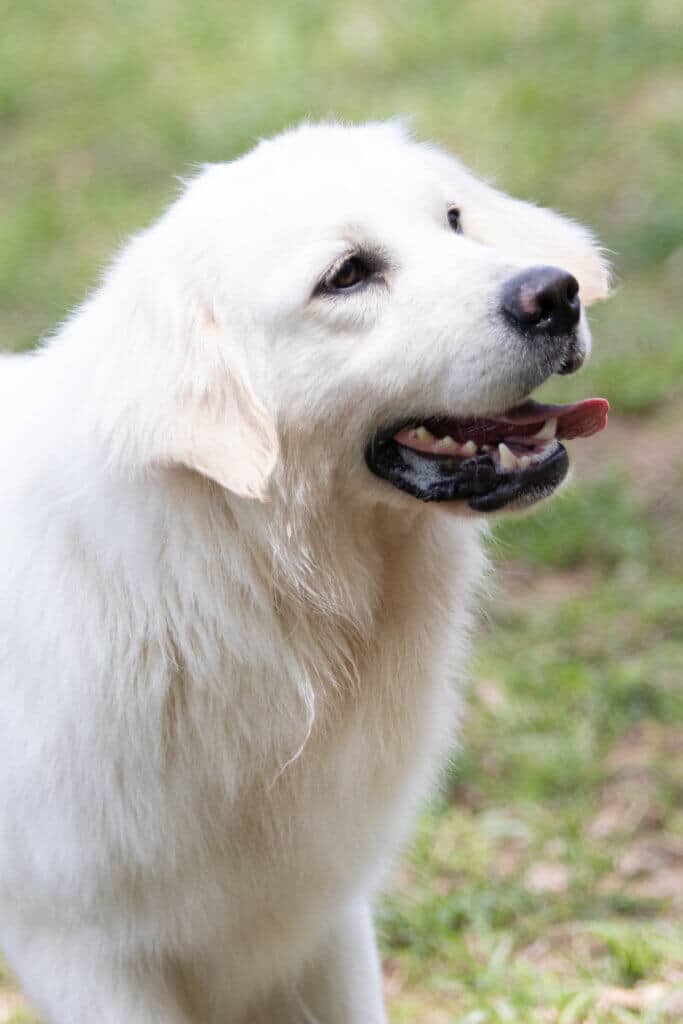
[152, 314, 279, 501]
[165, 357, 279, 500]
[94, 192, 278, 499]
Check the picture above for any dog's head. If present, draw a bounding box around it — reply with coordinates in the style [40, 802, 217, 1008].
[111, 121, 610, 514]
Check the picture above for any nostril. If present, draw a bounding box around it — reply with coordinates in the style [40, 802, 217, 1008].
[502, 266, 581, 336]
[536, 273, 580, 327]
[537, 288, 558, 323]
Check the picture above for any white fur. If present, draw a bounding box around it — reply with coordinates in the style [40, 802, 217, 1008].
[0, 121, 608, 1023]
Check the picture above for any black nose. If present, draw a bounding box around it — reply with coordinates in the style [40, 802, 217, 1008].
[502, 266, 581, 336]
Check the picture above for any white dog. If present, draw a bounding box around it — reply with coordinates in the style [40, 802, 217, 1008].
[0, 121, 609, 1023]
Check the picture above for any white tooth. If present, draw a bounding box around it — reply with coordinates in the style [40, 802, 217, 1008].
[519, 455, 532, 469]
[461, 440, 477, 456]
[498, 442, 519, 470]
[434, 435, 458, 452]
[482, 444, 492, 452]
[532, 417, 557, 441]
[413, 426, 433, 441]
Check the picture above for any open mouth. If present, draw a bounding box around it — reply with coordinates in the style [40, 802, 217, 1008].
[365, 397, 609, 512]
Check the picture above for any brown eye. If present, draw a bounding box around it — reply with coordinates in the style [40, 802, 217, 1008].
[448, 207, 462, 234]
[327, 255, 372, 291]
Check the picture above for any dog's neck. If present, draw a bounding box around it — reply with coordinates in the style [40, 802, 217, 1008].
[217, 470, 485, 690]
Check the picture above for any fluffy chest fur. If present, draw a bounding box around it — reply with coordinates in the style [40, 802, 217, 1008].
[0, 467, 482, 1009]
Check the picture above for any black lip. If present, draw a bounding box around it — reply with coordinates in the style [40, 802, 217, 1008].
[365, 435, 569, 512]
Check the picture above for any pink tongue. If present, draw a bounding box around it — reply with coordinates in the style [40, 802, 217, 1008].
[502, 397, 609, 440]
[393, 397, 610, 452]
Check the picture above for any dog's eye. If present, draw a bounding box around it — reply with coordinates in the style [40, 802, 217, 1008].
[447, 207, 463, 234]
[326, 255, 373, 292]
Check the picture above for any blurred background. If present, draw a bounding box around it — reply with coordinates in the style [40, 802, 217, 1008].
[1, 1, 682, 1021]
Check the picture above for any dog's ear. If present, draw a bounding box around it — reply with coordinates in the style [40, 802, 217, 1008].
[165, 357, 278, 501]
[150, 313, 279, 501]
[96, 193, 279, 499]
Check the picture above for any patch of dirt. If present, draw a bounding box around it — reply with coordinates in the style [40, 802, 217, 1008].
[616, 722, 683, 764]
[493, 563, 598, 611]
[596, 982, 678, 1014]
[591, 723, 683, 910]
[619, 71, 683, 123]
[611, 835, 683, 908]
[589, 779, 666, 840]
[383, 961, 453, 1023]
[496, 409, 683, 606]
[571, 410, 683, 521]
[525, 861, 570, 895]
[589, 723, 683, 840]
[519, 923, 606, 977]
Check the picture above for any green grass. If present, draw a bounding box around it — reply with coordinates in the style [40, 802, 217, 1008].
[493, 474, 654, 572]
[3, 0, 683, 409]
[378, 446, 683, 1020]
[1, 1, 682, 1021]
[376, 452, 683, 1019]
[379, 564, 683, 1021]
